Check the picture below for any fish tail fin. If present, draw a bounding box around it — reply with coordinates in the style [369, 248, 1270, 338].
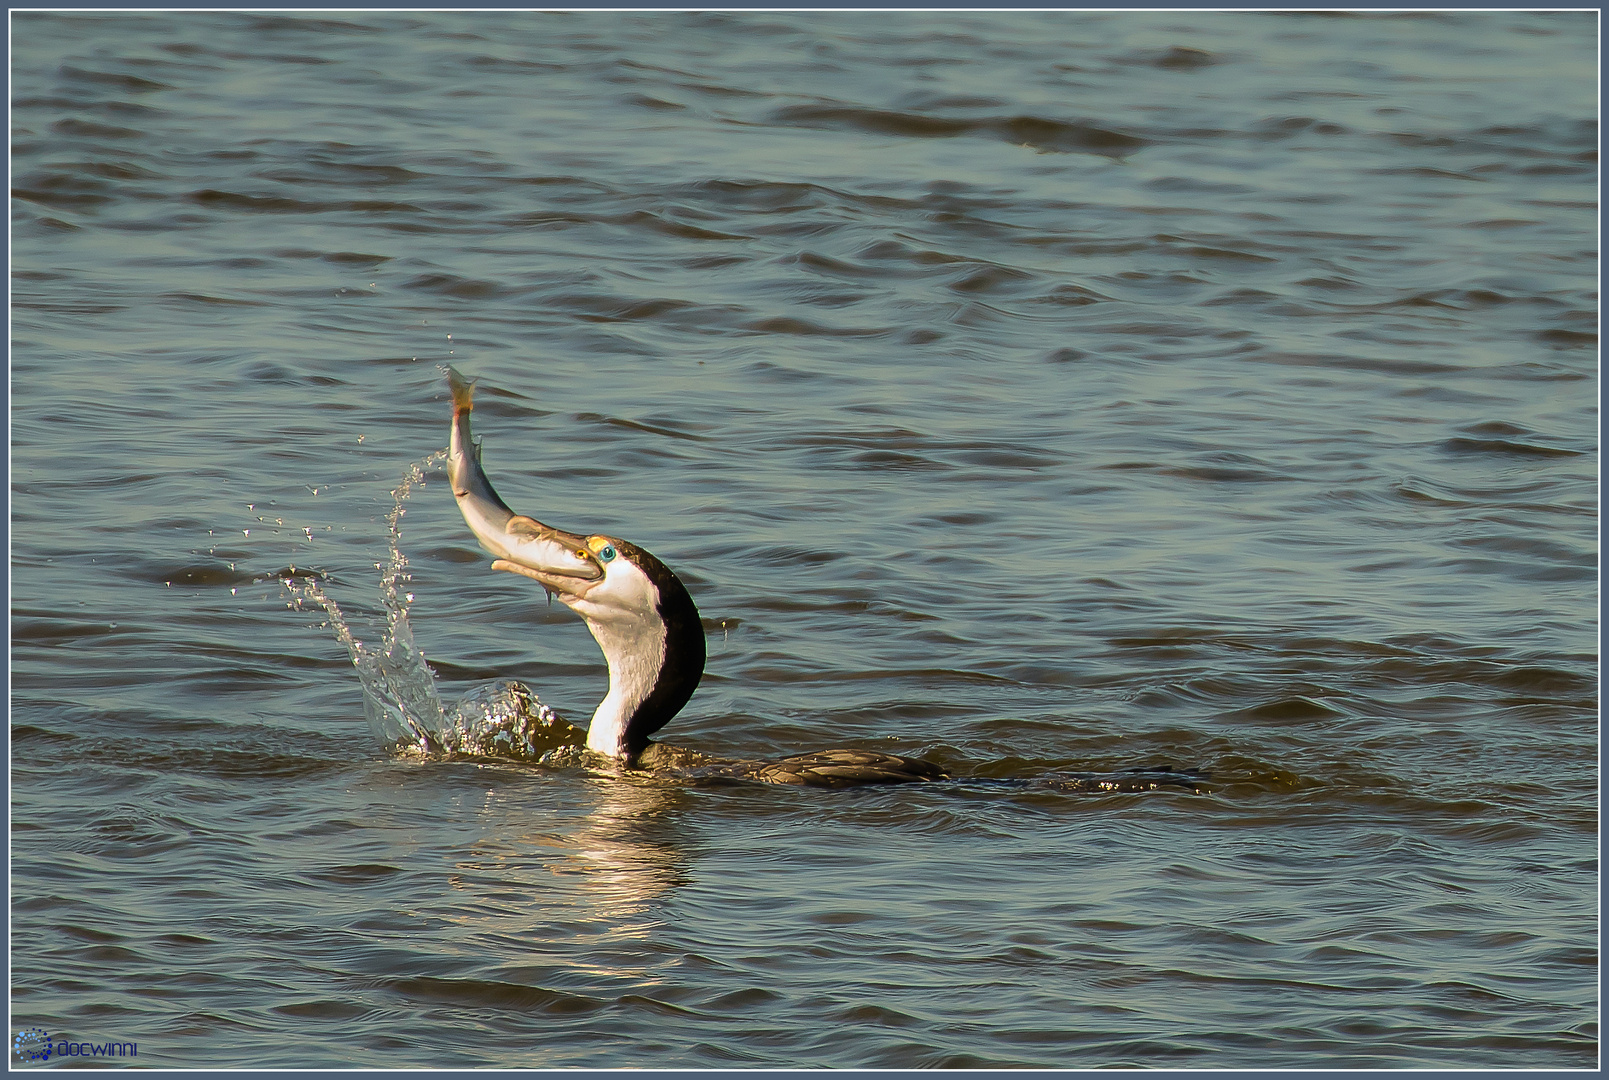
[444, 365, 476, 417]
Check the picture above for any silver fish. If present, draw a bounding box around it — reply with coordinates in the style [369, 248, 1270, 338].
[444, 366, 604, 591]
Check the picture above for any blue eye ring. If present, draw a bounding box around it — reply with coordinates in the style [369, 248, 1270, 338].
[598, 544, 617, 563]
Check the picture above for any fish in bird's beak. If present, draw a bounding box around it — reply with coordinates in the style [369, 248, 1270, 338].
[444, 366, 604, 596]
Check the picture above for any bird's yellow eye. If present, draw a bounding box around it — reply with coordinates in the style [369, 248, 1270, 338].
[575, 549, 587, 560]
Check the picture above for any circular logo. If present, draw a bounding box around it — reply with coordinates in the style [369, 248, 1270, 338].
[13, 1029, 51, 1062]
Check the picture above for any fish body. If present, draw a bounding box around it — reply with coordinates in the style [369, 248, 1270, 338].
[444, 366, 603, 587]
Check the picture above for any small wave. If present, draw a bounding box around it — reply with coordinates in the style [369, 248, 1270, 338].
[1251, 115, 1351, 138]
[187, 188, 423, 214]
[1440, 437, 1583, 458]
[1142, 45, 1222, 70]
[1160, 464, 1286, 484]
[1535, 328, 1596, 348]
[1229, 696, 1345, 723]
[50, 117, 148, 140]
[161, 291, 267, 308]
[59, 65, 173, 93]
[743, 314, 888, 337]
[771, 103, 1148, 157]
[380, 976, 607, 1016]
[1257, 350, 1465, 376]
[399, 272, 512, 299]
[575, 412, 709, 441]
[144, 562, 262, 587]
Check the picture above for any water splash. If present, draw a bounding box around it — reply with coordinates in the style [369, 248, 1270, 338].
[285, 452, 586, 763]
[284, 453, 446, 749]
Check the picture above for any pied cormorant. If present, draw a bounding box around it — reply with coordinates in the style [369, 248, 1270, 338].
[444, 366, 945, 787]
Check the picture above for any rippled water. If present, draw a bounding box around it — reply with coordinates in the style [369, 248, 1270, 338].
[10, 10, 1597, 1069]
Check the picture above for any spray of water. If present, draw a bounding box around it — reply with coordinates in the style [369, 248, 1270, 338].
[284, 452, 587, 764]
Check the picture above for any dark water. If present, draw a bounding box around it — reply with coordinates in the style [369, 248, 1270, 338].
[10, 10, 1597, 1069]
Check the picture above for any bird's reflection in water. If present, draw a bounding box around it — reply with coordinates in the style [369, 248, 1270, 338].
[565, 775, 691, 922]
[446, 769, 691, 941]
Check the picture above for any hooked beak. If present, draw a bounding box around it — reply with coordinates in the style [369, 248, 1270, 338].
[487, 516, 605, 597]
